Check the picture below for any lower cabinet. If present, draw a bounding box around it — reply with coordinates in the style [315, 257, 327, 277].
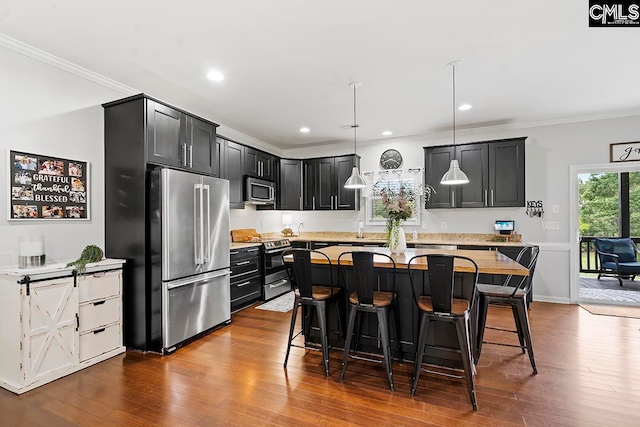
[0, 260, 126, 394]
[230, 247, 262, 312]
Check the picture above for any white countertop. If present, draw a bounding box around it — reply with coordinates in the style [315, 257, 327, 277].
[0, 258, 126, 280]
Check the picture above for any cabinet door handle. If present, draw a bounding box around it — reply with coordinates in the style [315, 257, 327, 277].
[182, 143, 187, 166]
[299, 196, 302, 210]
[490, 189, 494, 207]
[312, 196, 316, 210]
[93, 328, 106, 334]
[230, 250, 240, 255]
[237, 281, 252, 287]
[246, 248, 259, 252]
[189, 144, 193, 167]
[236, 261, 251, 266]
[484, 190, 488, 207]
[93, 300, 106, 306]
[451, 190, 455, 208]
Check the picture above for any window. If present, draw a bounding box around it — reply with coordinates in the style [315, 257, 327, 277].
[365, 172, 422, 226]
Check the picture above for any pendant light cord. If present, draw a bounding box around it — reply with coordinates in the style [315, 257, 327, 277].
[353, 83, 358, 154]
[452, 62, 456, 147]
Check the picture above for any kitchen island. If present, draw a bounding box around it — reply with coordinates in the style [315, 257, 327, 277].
[286, 245, 529, 368]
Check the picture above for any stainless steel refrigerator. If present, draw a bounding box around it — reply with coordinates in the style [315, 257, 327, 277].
[150, 168, 230, 353]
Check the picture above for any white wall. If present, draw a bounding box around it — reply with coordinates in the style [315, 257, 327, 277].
[0, 45, 126, 266]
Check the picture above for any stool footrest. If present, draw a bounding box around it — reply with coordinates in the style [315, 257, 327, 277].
[486, 326, 517, 333]
[482, 340, 526, 349]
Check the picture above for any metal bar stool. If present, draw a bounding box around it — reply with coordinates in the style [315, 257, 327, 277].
[338, 251, 402, 391]
[476, 245, 540, 374]
[283, 248, 344, 376]
[407, 253, 479, 410]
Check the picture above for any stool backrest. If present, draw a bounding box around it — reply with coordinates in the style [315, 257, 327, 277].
[338, 251, 396, 306]
[283, 248, 333, 299]
[407, 254, 479, 314]
[511, 245, 540, 297]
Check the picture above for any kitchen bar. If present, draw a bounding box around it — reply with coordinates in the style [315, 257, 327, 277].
[286, 245, 529, 368]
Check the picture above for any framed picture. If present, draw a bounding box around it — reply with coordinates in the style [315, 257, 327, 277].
[610, 141, 640, 163]
[8, 150, 90, 220]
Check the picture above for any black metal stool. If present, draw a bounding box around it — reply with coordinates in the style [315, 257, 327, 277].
[338, 251, 402, 391]
[476, 245, 540, 374]
[283, 248, 344, 376]
[407, 253, 479, 410]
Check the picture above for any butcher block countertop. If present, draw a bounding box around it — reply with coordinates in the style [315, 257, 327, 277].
[286, 246, 530, 276]
[261, 231, 527, 247]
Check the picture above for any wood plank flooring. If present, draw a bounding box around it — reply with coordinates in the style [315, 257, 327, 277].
[2, 302, 640, 426]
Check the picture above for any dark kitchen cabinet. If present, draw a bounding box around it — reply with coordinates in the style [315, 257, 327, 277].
[146, 99, 218, 175]
[424, 146, 456, 208]
[214, 137, 224, 179]
[302, 159, 315, 210]
[489, 138, 526, 207]
[280, 159, 302, 210]
[303, 155, 360, 211]
[225, 139, 245, 209]
[424, 137, 525, 209]
[230, 246, 262, 312]
[246, 147, 274, 181]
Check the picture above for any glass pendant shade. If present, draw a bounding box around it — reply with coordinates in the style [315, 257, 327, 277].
[344, 166, 366, 189]
[440, 159, 469, 185]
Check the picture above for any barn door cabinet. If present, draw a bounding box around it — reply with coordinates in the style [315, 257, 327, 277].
[0, 259, 125, 394]
[424, 137, 526, 209]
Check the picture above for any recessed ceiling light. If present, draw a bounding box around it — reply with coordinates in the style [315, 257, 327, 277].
[382, 131, 393, 136]
[300, 127, 310, 133]
[206, 70, 224, 81]
[458, 104, 472, 111]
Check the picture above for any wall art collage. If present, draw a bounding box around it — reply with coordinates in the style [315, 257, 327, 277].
[10, 150, 89, 220]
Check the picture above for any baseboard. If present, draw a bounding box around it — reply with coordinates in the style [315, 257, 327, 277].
[532, 295, 572, 304]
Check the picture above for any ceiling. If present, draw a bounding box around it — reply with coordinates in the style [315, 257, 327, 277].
[1, 1, 639, 150]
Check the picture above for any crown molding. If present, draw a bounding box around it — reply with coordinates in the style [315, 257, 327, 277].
[0, 33, 279, 154]
[0, 33, 138, 95]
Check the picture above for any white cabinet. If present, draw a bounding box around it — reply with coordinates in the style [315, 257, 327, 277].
[0, 259, 125, 394]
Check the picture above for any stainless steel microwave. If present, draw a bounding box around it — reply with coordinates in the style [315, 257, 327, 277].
[245, 176, 275, 205]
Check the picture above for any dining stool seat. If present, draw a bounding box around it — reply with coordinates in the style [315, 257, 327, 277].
[476, 284, 527, 298]
[408, 254, 479, 410]
[296, 286, 342, 300]
[348, 291, 395, 307]
[418, 295, 469, 315]
[283, 249, 344, 377]
[476, 246, 540, 375]
[338, 251, 403, 391]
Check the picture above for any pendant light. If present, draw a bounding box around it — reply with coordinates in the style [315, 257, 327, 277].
[344, 82, 366, 189]
[440, 60, 469, 185]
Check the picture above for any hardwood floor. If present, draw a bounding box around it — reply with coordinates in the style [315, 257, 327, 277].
[2, 302, 640, 426]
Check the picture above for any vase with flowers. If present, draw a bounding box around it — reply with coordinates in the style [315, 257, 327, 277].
[374, 181, 418, 254]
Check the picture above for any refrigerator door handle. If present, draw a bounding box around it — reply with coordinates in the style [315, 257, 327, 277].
[203, 184, 211, 264]
[166, 269, 232, 290]
[194, 184, 200, 266]
[198, 183, 205, 267]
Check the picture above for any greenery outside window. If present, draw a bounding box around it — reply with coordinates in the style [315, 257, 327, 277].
[366, 176, 421, 226]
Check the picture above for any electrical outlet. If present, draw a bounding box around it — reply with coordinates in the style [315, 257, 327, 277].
[421, 221, 428, 229]
[542, 221, 560, 230]
[352, 222, 357, 229]
[441, 221, 447, 230]
[552, 205, 560, 213]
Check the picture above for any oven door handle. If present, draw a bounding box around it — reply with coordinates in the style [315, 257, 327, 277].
[264, 247, 290, 254]
[269, 278, 289, 288]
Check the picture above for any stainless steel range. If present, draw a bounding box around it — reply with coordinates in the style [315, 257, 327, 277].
[262, 238, 292, 300]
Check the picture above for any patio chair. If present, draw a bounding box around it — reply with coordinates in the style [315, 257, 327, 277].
[593, 237, 640, 287]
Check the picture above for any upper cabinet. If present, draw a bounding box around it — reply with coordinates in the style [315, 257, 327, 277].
[280, 159, 302, 210]
[145, 98, 219, 175]
[224, 138, 245, 209]
[303, 155, 360, 211]
[245, 147, 275, 181]
[424, 137, 526, 209]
